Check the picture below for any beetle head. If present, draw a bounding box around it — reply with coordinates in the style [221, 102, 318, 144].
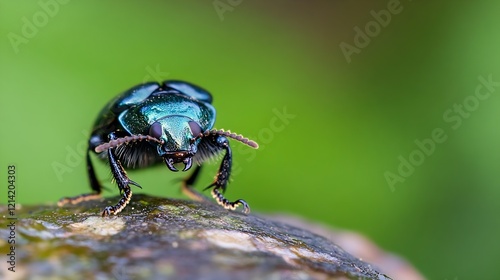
[149, 116, 202, 172]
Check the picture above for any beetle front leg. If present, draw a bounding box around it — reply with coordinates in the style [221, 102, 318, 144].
[206, 136, 250, 214]
[102, 133, 141, 217]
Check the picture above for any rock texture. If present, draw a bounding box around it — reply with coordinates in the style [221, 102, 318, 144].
[0, 194, 392, 280]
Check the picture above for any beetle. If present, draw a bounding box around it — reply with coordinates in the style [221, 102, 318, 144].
[58, 80, 258, 216]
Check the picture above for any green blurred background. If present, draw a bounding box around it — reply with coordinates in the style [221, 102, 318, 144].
[2, 0, 500, 278]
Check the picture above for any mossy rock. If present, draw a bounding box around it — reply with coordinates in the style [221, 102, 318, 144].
[0, 194, 391, 280]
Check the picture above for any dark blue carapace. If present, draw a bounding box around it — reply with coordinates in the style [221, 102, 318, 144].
[59, 80, 258, 216]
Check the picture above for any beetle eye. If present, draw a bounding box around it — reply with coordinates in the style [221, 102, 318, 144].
[188, 121, 202, 137]
[149, 122, 163, 139]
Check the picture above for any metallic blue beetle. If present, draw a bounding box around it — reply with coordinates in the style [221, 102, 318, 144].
[59, 80, 258, 216]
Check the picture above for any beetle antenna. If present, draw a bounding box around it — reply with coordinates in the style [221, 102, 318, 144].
[95, 135, 163, 153]
[195, 129, 259, 149]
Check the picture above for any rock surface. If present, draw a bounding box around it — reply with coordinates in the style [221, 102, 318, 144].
[0, 194, 392, 280]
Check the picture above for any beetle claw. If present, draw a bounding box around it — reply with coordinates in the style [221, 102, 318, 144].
[182, 157, 193, 171]
[165, 157, 178, 172]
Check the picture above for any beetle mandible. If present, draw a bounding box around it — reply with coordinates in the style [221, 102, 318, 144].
[58, 80, 258, 216]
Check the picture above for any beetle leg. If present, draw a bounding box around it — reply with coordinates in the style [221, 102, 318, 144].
[57, 148, 103, 206]
[205, 136, 250, 214]
[212, 187, 250, 214]
[102, 133, 141, 217]
[181, 165, 209, 202]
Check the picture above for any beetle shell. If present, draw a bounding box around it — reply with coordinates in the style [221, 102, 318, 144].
[89, 81, 216, 169]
